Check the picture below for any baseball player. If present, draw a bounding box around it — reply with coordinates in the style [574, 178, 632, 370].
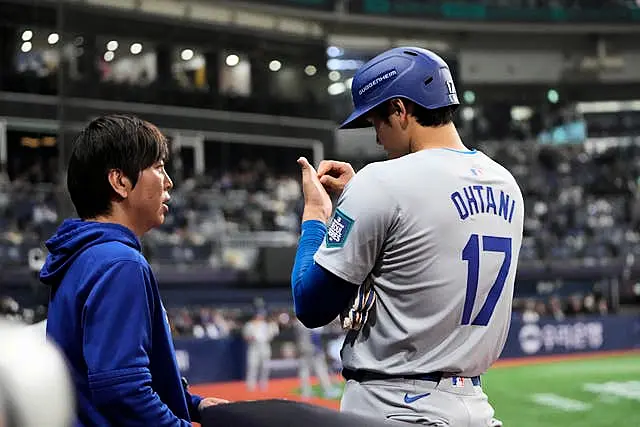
[243, 310, 279, 392]
[291, 47, 523, 426]
[293, 318, 341, 399]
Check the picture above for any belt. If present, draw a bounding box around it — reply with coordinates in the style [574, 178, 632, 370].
[342, 368, 481, 387]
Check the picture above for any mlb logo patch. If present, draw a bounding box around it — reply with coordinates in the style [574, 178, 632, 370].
[326, 209, 355, 248]
[452, 377, 465, 387]
[470, 167, 483, 176]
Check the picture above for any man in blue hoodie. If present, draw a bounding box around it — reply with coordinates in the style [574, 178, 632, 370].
[40, 114, 227, 426]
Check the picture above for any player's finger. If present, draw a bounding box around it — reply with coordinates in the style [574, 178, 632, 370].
[319, 175, 341, 190]
[317, 160, 348, 178]
[297, 157, 311, 169]
[297, 157, 317, 175]
[316, 160, 334, 177]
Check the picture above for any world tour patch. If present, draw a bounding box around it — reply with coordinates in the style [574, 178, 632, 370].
[326, 209, 355, 248]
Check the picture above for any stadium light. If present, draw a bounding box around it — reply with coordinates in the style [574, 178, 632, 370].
[328, 71, 341, 82]
[326, 46, 343, 58]
[130, 43, 143, 55]
[225, 54, 240, 67]
[269, 60, 282, 72]
[511, 106, 533, 121]
[104, 51, 114, 62]
[327, 58, 365, 71]
[20, 42, 32, 53]
[47, 33, 59, 45]
[181, 49, 194, 61]
[304, 65, 317, 76]
[106, 40, 118, 51]
[21, 30, 33, 42]
[327, 82, 346, 96]
[547, 89, 559, 104]
[461, 106, 476, 121]
[463, 90, 476, 104]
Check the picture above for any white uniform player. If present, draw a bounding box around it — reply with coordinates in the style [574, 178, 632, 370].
[294, 319, 340, 399]
[317, 149, 523, 425]
[292, 47, 523, 427]
[243, 311, 279, 391]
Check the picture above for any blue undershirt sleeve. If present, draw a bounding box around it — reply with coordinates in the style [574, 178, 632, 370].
[291, 220, 358, 328]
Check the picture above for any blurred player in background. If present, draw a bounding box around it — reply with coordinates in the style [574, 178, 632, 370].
[243, 309, 279, 391]
[293, 318, 341, 399]
[40, 114, 227, 426]
[291, 47, 523, 426]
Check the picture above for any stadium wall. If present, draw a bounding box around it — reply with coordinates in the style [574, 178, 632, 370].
[174, 313, 640, 385]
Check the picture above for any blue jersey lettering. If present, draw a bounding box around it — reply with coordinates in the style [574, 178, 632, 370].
[451, 186, 516, 223]
[451, 191, 469, 220]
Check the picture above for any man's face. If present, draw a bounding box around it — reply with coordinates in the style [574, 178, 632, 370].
[368, 101, 411, 159]
[127, 160, 173, 233]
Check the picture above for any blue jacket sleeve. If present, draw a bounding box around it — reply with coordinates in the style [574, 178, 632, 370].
[83, 260, 192, 427]
[291, 220, 358, 328]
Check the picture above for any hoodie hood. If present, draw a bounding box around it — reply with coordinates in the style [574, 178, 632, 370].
[40, 219, 141, 291]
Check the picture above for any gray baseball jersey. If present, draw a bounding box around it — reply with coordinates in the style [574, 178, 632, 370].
[314, 148, 524, 377]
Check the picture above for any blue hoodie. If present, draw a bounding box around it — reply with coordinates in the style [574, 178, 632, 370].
[41, 219, 202, 426]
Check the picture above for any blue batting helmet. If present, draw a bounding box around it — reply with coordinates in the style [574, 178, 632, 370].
[339, 47, 459, 129]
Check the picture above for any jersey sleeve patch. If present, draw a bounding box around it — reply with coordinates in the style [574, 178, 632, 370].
[326, 209, 355, 248]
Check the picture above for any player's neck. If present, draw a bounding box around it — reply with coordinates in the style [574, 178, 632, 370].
[90, 204, 147, 238]
[410, 122, 468, 153]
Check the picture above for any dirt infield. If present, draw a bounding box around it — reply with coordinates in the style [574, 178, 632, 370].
[190, 349, 640, 414]
[191, 377, 342, 410]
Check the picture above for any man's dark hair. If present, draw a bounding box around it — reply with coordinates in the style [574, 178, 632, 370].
[371, 99, 458, 127]
[67, 114, 169, 219]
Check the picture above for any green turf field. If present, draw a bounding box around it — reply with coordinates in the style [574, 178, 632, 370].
[483, 354, 640, 427]
[306, 354, 640, 426]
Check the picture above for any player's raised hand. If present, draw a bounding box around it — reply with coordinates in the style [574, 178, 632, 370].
[297, 157, 333, 223]
[317, 160, 355, 194]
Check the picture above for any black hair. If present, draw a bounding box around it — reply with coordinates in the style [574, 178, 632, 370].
[371, 98, 458, 127]
[67, 114, 169, 219]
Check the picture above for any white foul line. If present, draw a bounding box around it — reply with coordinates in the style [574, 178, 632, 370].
[531, 394, 592, 412]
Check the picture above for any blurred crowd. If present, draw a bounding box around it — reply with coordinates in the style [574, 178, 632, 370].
[0, 158, 302, 272]
[512, 293, 610, 323]
[477, 141, 640, 264]
[0, 296, 47, 325]
[1, 141, 640, 271]
[168, 306, 241, 339]
[0, 291, 614, 333]
[166, 292, 611, 340]
[0, 181, 58, 268]
[145, 159, 301, 269]
[167, 305, 328, 341]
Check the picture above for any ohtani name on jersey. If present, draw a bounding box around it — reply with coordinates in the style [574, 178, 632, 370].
[450, 185, 516, 223]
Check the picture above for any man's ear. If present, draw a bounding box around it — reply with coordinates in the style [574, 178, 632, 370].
[107, 169, 132, 199]
[390, 98, 406, 116]
[390, 98, 410, 128]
